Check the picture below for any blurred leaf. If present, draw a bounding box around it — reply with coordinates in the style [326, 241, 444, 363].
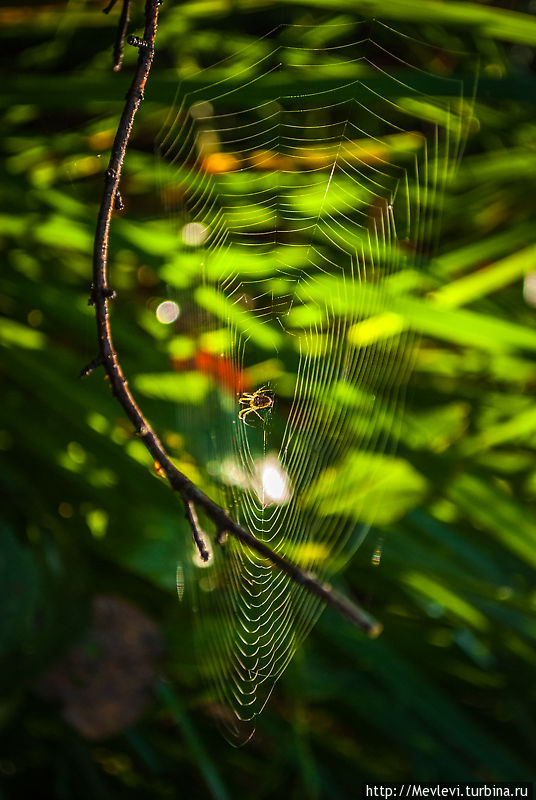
[303, 452, 428, 524]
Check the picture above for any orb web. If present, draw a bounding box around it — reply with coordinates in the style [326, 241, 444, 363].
[155, 19, 474, 743]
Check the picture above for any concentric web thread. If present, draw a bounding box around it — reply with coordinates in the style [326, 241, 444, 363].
[156, 20, 474, 743]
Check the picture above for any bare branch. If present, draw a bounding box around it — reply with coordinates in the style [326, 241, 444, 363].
[103, 0, 131, 72]
[88, 0, 382, 638]
[79, 355, 103, 379]
[184, 498, 211, 563]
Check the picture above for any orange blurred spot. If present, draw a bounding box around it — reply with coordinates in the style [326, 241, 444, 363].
[169, 355, 195, 373]
[195, 350, 249, 395]
[170, 349, 249, 396]
[249, 150, 293, 171]
[154, 461, 166, 478]
[202, 152, 240, 174]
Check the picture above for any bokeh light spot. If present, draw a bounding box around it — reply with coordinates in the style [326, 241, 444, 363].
[181, 222, 208, 246]
[156, 300, 180, 324]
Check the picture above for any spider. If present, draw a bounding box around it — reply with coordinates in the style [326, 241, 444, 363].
[238, 385, 273, 425]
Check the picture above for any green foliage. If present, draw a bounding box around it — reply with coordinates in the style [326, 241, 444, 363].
[2, 0, 536, 796]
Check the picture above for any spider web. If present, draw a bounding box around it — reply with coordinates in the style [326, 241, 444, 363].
[155, 19, 474, 743]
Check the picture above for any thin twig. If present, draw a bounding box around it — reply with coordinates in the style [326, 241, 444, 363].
[79, 355, 103, 379]
[184, 498, 211, 563]
[89, 0, 381, 638]
[103, 0, 131, 72]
